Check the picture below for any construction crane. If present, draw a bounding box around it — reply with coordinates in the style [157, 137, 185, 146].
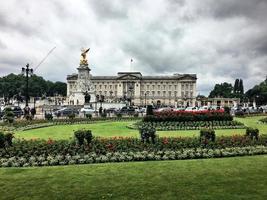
[33, 46, 56, 72]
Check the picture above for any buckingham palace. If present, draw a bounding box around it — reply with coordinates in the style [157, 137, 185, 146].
[67, 71, 197, 107]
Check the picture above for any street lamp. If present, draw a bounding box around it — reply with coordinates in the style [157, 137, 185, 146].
[144, 92, 148, 107]
[128, 85, 134, 106]
[21, 63, 33, 107]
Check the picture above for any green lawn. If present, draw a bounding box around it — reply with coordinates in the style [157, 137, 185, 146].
[14, 116, 267, 140]
[0, 155, 266, 200]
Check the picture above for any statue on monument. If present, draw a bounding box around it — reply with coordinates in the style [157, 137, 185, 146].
[80, 48, 90, 65]
[84, 91, 91, 103]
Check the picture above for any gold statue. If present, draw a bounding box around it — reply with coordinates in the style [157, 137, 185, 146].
[80, 48, 90, 65]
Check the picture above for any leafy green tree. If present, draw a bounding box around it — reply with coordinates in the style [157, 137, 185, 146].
[209, 82, 234, 98]
[245, 77, 267, 105]
[0, 73, 67, 101]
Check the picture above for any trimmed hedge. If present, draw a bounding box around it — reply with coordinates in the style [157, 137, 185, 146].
[0, 117, 141, 131]
[144, 110, 233, 122]
[130, 120, 245, 131]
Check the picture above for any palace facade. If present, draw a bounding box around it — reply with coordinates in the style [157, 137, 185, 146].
[67, 72, 197, 107]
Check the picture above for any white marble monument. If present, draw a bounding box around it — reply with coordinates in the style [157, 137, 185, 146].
[68, 48, 96, 105]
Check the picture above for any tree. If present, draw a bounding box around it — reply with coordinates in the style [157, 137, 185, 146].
[0, 73, 67, 101]
[239, 79, 244, 95]
[233, 79, 239, 94]
[209, 82, 233, 98]
[245, 78, 267, 105]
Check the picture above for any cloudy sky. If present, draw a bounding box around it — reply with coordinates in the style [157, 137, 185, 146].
[0, 0, 267, 95]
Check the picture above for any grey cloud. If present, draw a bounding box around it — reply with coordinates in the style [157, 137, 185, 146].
[90, 0, 130, 20]
[0, 0, 266, 95]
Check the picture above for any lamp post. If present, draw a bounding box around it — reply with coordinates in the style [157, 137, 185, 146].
[144, 92, 147, 107]
[21, 63, 33, 107]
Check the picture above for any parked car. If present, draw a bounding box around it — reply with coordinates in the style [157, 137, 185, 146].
[155, 107, 173, 112]
[185, 107, 198, 112]
[53, 107, 79, 117]
[105, 107, 119, 113]
[116, 106, 136, 115]
[80, 106, 95, 115]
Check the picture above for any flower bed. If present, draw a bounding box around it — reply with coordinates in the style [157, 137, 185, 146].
[1, 131, 267, 167]
[129, 120, 245, 131]
[1, 134, 266, 157]
[145, 110, 233, 122]
[1, 146, 267, 167]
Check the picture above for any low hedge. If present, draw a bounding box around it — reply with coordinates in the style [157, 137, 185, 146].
[1, 146, 267, 167]
[0, 117, 141, 131]
[130, 121, 245, 131]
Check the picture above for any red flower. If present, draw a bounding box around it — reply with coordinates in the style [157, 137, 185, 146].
[163, 138, 169, 145]
[47, 138, 54, 145]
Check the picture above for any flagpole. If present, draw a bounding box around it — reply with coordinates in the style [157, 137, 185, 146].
[130, 58, 133, 72]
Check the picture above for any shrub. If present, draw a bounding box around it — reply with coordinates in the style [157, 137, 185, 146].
[146, 105, 154, 116]
[0, 132, 5, 148]
[4, 132, 13, 146]
[45, 113, 53, 120]
[84, 130, 93, 144]
[246, 127, 259, 140]
[200, 128, 216, 142]
[74, 130, 85, 145]
[68, 114, 75, 120]
[224, 106, 230, 114]
[116, 113, 122, 119]
[133, 113, 139, 118]
[85, 114, 92, 119]
[3, 107, 15, 123]
[139, 126, 156, 144]
[144, 110, 233, 122]
[101, 113, 107, 118]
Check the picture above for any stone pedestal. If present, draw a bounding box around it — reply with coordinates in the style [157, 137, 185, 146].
[69, 64, 96, 105]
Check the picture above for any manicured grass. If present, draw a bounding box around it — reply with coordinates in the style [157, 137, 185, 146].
[0, 155, 266, 200]
[14, 116, 267, 140]
[235, 116, 267, 133]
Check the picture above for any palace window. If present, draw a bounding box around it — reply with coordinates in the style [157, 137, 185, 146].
[169, 91, 171, 96]
[157, 91, 160, 96]
[181, 91, 184, 98]
[163, 91, 166, 96]
[186, 84, 188, 90]
[175, 85, 177, 90]
[181, 84, 184, 90]
[158, 85, 160, 90]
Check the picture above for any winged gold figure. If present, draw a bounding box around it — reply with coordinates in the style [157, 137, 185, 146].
[80, 48, 90, 65]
